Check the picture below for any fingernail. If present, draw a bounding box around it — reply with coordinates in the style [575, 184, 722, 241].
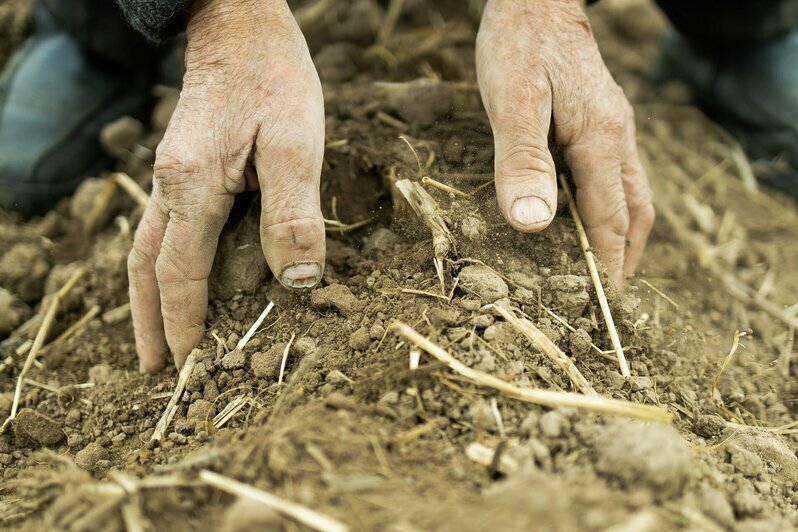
[280, 261, 322, 288]
[511, 196, 552, 226]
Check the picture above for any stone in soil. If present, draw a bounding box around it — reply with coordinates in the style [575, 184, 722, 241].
[457, 265, 509, 303]
[593, 420, 689, 499]
[310, 284, 363, 315]
[12, 409, 65, 447]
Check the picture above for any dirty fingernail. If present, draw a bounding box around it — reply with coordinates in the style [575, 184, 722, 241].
[280, 261, 322, 288]
[511, 196, 552, 226]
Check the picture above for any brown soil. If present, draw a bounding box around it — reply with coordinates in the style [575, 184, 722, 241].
[1, 1, 796, 531]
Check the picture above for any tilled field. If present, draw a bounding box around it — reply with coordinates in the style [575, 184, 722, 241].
[0, 1, 796, 530]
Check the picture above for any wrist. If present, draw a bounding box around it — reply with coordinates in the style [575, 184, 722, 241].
[185, 0, 293, 63]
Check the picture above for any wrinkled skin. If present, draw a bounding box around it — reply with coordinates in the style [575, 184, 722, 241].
[477, 0, 655, 288]
[128, 0, 655, 373]
[128, 0, 325, 372]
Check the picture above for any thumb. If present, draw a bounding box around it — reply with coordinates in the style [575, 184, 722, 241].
[487, 80, 558, 233]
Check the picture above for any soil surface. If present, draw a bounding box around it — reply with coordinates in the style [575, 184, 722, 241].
[1, 1, 796, 531]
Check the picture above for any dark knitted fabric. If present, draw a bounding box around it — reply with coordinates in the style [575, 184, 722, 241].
[115, 0, 194, 43]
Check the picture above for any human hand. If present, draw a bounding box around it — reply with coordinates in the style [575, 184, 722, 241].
[128, 0, 325, 372]
[476, 0, 654, 286]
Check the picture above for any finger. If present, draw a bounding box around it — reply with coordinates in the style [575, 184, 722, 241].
[620, 114, 655, 279]
[480, 74, 558, 233]
[154, 163, 235, 368]
[256, 114, 326, 289]
[128, 189, 169, 373]
[564, 122, 630, 287]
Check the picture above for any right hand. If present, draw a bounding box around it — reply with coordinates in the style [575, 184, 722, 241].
[128, 0, 326, 373]
[476, 0, 655, 286]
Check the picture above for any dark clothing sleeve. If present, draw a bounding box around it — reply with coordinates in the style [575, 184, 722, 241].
[115, 0, 194, 43]
[654, 0, 798, 46]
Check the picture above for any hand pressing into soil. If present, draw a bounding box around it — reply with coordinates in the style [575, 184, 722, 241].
[476, 0, 655, 286]
[128, 0, 325, 372]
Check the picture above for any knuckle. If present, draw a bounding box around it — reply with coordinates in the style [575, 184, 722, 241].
[497, 142, 555, 181]
[128, 229, 161, 275]
[494, 72, 550, 118]
[582, 188, 629, 237]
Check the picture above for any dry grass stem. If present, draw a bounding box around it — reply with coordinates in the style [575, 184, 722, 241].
[278, 333, 297, 385]
[639, 280, 680, 310]
[711, 330, 747, 404]
[42, 304, 100, 355]
[378, 0, 405, 44]
[199, 470, 349, 532]
[421, 176, 470, 198]
[395, 178, 454, 291]
[391, 322, 672, 423]
[558, 175, 630, 377]
[651, 190, 798, 330]
[112, 172, 149, 208]
[493, 305, 598, 396]
[151, 350, 198, 441]
[324, 217, 376, 233]
[779, 327, 794, 378]
[375, 111, 409, 131]
[237, 301, 274, 351]
[213, 395, 249, 430]
[1, 267, 85, 433]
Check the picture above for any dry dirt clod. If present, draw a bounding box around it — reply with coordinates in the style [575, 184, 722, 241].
[545, 275, 590, 319]
[727, 444, 766, 478]
[12, 408, 64, 447]
[461, 216, 486, 241]
[293, 336, 317, 356]
[348, 326, 370, 352]
[699, 488, 736, 529]
[593, 420, 690, 500]
[310, 284, 364, 316]
[0, 242, 49, 303]
[251, 343, 286, 379]
[733, 431, 798, 485]
[221, 348, 246, 370]
[732, 485, 763, 517]
[568, 329, 592, 357]
[692, 414, 726, 438]
[74, 441, 110, 473]
[458, 265, 509, 303]
[0, 287, 28, 337]
[188, 400, 215, 424]
[186, 362, 209, 393]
